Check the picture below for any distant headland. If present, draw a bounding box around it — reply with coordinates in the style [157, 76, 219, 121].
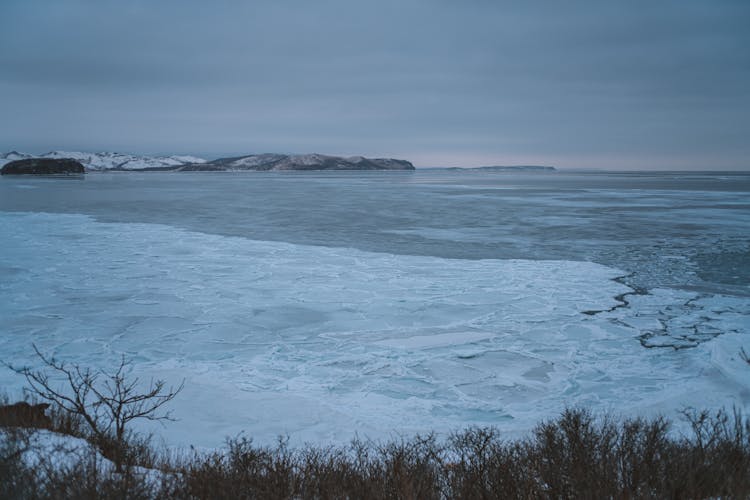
[437, 165, 556, 172]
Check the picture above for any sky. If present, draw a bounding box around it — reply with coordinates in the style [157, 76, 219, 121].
[1, 0, 748, 169]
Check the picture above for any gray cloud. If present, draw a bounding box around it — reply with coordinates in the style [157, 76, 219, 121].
[1, 0, 748, 168]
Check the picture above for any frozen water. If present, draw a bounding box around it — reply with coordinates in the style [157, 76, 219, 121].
[0, 171, 748, 448]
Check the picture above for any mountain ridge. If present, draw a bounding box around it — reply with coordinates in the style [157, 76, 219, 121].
[0, 151, 414, 171]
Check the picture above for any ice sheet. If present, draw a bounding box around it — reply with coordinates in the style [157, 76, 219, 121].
[0, 212, 748, 448]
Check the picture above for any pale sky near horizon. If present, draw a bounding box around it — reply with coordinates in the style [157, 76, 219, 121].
[1, 1, 748, 169]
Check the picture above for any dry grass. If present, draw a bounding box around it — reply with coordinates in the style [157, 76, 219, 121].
[2, 407, 750, 499]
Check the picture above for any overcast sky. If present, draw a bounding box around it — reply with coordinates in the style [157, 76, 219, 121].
[1, 1, 748, 169]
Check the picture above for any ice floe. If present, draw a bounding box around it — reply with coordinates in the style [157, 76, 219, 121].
[0, 212, 748, 448]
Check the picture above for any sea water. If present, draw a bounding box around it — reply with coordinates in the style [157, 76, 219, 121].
[0, 170, 748, 447]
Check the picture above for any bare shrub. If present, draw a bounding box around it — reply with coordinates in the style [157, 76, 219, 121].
[4, 345, 183, 472]
[3, 350, 750, 499]
[669, 407, 750, 497]
[0, 402, 52, 430]
[378, 434, 444, 499]
[0, 426, 36, 499]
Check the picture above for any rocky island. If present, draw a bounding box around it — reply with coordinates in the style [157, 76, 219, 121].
[1, 158, 85, 175]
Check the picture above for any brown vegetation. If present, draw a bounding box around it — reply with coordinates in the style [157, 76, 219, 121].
[3, 345, 182, 472]
[2, 349, 750, 498]
[0, 402, 52, 430]
[2, 407, 750, 499]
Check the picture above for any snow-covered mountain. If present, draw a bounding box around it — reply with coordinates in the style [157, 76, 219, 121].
[205, 153, 415, 171]
[0, 151, 415, 171]
[0, 151, 207, 170]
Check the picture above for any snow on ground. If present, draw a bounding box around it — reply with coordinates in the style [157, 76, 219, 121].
[0, 212, 748, 449]
[0, 428, 165, 483]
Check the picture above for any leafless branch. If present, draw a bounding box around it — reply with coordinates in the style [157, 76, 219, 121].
[3, 344, 183, 471]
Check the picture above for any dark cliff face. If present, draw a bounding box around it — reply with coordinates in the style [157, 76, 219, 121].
[1, 158, 86, 175]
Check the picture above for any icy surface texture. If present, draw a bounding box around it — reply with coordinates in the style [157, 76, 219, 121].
[0, 210, 748, 447]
